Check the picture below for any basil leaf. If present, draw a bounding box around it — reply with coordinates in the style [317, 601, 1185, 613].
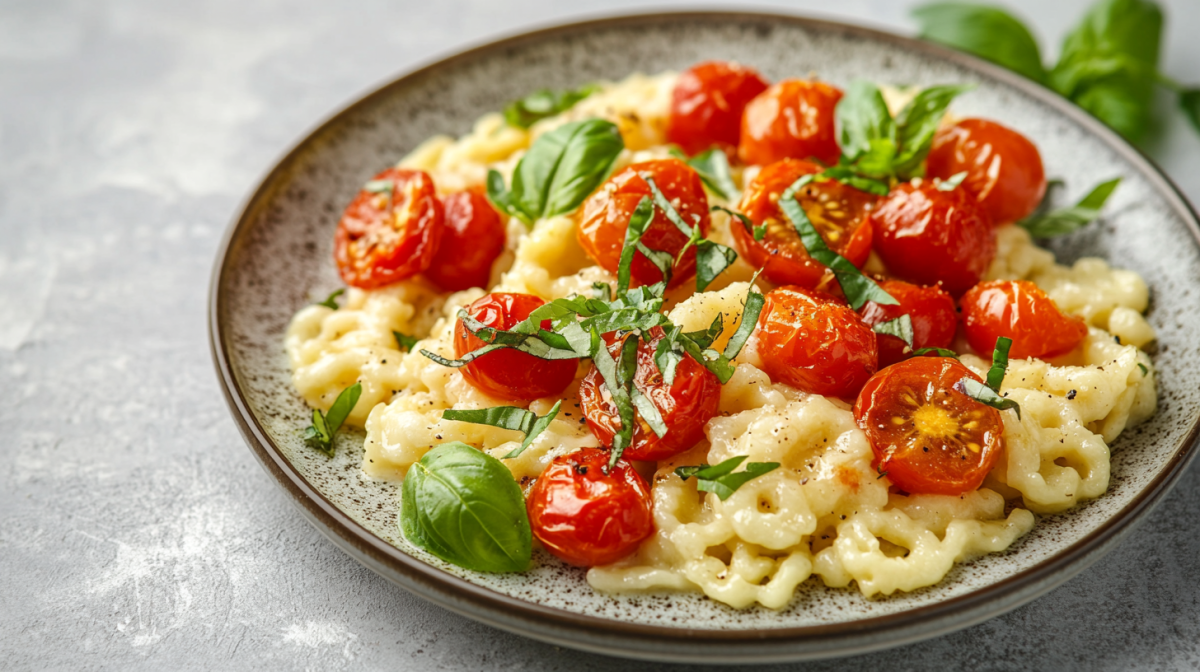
[303, 382, 361, 456]
[912, 3, 1048, 84]
[686, 148, 741, 202]
[936, 171, 968, 191]
[642, 173, 697, 237]
[713, 205, 765, 240]
[836, 79, 897, 173]
[675, 455, 781, 501]
[873, 315, 914, 348]
[819, 166, 891, 196]
[723, 284, 764, 361]
[503, 83, 601, 129]
[1138, 362, 1149, 376]
[653, 325, 684, 385]
[316, 288, 344, 310]
[512, 119, 625, 222]
[1181, 88, 1200, 133]
[400, 442, 532, 573]
[694, 240, 738, 292]
[684, 314, 725, 350]
[617, 196, 657, 295]
[911, 347, 960, 358]
[485, 169, 526, 226]
[591, 282, 612, 300]
[393, 330, 418, 352]
[778, 175, 897, 310]
[986, 336, 1013, 392]
[441, 400, 562, 459]
[1019, 177, 1121, 237]
[893, 84, 974, 177]
[631, 388, 668, 439]
[955, 378, 1022, 420]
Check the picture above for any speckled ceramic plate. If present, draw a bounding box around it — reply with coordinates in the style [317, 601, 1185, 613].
[209, 10, 1200, 664]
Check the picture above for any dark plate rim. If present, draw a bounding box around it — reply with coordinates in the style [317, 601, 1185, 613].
[208, 8, 1200, 663]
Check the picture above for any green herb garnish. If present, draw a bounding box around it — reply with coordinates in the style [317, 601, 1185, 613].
[503, 83, 602, 129]
[911, 346, 960, 358]
[1019, 177, 1121, 238]
[302, 382, 361, 456]
[393, 330, 418, 352]
[316, 288, 344, 310]
[675, 455, 782, 500]
[680, 147, 741, 202]
[955, 336, 1021, 419]
[713, 205, 766, 240]
[873, 315, 915, 348]
[441, 400, 562, 459]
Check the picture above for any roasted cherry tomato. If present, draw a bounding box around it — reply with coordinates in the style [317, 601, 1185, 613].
[927, 118, 1047, 225]
[425, 189, 505, 291]
[960, 279, 1088, 360]
[733, 159, 875, 288]
[754, 286, 878, 398]
[579, 328, 721, 461]
[576, 159, 710, 289]
[868, 181, 996, 297]
[667, 60, 770, 156]
[335, 168, 444, 289]
[738, 79, 843, 167]
[858, 279, 958, 368]
[526, 447, 654, 567]
[454, 293, 577, 401]
[854, 356, 1005, 496]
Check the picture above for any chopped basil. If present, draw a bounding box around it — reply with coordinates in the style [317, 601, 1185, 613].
[316, 288, 344, 310]
[617, 197, 659, 294]
[986, 336, 1013, 392]
[685, 313, 725, 350]
[643, 173, 738, 292]
[441, 400, 562, 459]
[1019, 177, 1121, 237]
[911, 346, 960, 358]
[936, 171, 968, 191]
[818, 166, 891, 196]
[955, 337, 1021, 419]
[591, 282, 612, 300]
[713, 205, 765, 240]
[302, 382, 361, 456]
[503, 83, 601, 129]
[683, 148, 741, 202]
[873, 314, 914, 348]
[675, 455, 781, 500]
[1138, 362, 1149, 376]
[723, 283, 764, 361]
[393, 330, 418, 352]
[399, 442, 531, 573]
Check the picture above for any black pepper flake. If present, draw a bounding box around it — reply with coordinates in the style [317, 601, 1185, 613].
[1067, 390, 1077, 400]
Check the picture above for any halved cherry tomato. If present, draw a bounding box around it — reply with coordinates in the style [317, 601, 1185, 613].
[335, 168, 444, 289]
[668, 60, 770, 156]
[578, 328, 721, 461]
[858, 279, 958, 368]
[526, 447, 654, 567]
[754, 286, 878, 398]
[960, 279, 1088, 360]
[576, 159, 709, 289]
[454, 293, 577, 401]
[738, 79, 843, 166]
[854, 356, 1005, 496]
[869, 181, 996, 297]
[927, 118, 1047, 225]
[426, 189, 505, 291]
[733, 159, 875, 288]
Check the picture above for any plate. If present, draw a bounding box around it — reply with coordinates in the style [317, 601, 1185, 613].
[208, 10, 1200, 663]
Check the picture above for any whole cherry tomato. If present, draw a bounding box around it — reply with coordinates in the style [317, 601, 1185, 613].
[754, 286, 878, 398]
[960, 279, 1088, 360]
[854, 356, 1005, 496]
[454, 293, 577, 401]
[576, 159, 710, 289]
[335, 168, 444, 289]
[927, 118, 1047, 225]
[526, 447, 654, 567]
[738, 79, 843, 167]
[858, 279, 958, 368]
[733, 159, 876, 289]
[579, 328, 721, 461]
[667, 60, 770, 156]
[426, 189, 505, 291]
[869, 181, 996, 297]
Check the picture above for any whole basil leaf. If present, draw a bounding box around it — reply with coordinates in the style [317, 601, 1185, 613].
[1019, 177, 1121, 237]
[836, 80, 897, 173]
[511, 119, 624, 221]
[400, 442, 532, 573]
[893, 84, 974, 177]
[912, 3, 1048, 84]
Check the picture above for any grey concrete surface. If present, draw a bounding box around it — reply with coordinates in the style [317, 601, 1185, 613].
[2, 0, 1199, 669]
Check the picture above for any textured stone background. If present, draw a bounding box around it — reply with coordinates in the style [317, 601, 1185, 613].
[2, 0, 1199, 670]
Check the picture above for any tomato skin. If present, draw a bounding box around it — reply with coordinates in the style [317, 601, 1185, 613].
[858, 279, 958, 368]
[755, 286, 878, 398]
[426, 189, 505, 291]
[927, 118, 1047, 225]
[960, 279, 1088, 359]
[335, 168, 444, 289]
[454, 293, 577, 401]
[738, 79, 843, 166]
[576, 159, 710, 289]
[526, 447, 654, 567]
[869, 182, 996, 297]
[854, 356, 1005, 496]
[733, 159, 876, 288]
[579, 328, 721, 461]
[668, 61, 770, 156]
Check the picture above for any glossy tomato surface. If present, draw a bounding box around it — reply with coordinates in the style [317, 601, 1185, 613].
[754, 286, 878, 398]
[927, 118, 1047, 225]
[738, 79, 843, 167]
[454, 293, 577, 401]
[733, 159, 875, 289]
[858, 279, 958, 367]
[335, 168, 444, 289]
[960, 279, 1088, 359]
[579, 328, 721, 461]
[526, 447, 654, 567]
[854, 356, 1005, 496]
[576, 159, 709, 288]
[869, 181, 996, 297]
[667, 60, 770, 156]
[426, 189, 505, 291]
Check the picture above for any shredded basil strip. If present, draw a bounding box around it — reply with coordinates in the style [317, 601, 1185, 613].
[936, 171, 969, 191]
[441, 400, 562, 459]
[1138, 362, 1149, 376]
[302, 382, 361, 456]
[955, 336, 1020, 419]
[873, 314, 914, 348]
[393, 330, 418, 352]
[911, 346, 960, 359]
[684, 148, 741, 202]
[675, 455, 782, 501]
[778, 175, 897, 309]
[713, 205, 765, 240]
[1019, 177, 1121, 237]
[723, 283, 764, 361]
[986, 336, 1013, 392]
[316, 288, 344, 310]
[616, 196, 658, 295]
[643, 173, 738, 292]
